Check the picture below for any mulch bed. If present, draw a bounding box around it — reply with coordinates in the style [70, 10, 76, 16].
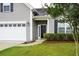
[22, 40, 36, 44]
[43, 40, 76, 44]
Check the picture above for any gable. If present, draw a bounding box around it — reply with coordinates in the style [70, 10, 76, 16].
[0, 3, 31, 21]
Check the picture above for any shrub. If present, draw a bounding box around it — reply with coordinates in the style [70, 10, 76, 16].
[44, 33, 66, 41]
[77, 34, 79, 40]
[44, 33, 79, 41]
[65, 34, 74, 41]
[56, 33, 66, 41]
[44, 33, 55, 41]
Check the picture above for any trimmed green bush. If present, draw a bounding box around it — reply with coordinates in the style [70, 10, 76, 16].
[44, 33, 79, 41]
[77, 34, 79, 40]
[65, 34, 74, 41]
[44, 33, 55, 41]
[56, 33, 66, 41]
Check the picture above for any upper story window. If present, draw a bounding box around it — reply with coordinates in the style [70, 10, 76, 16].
[0, 3, 13, 13]
[3, 3, 10, 12]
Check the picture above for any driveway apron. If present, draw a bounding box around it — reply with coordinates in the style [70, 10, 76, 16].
[0, 40, 23, 51]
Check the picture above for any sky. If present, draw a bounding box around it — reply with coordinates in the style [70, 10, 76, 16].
[25, 0, 52, 8]
[24, 0, 79, 8]
[1, 0, 79, 8]
[1, 0, 52, 8]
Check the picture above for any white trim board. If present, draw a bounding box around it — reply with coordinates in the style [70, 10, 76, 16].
[30, 9, 33, 41]
[47, 19, 49, 33]
[37, 24, 47, 39]
[0, 21, 26, 23]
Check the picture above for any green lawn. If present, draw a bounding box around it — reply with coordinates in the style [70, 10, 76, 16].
[0, 41, 79, 56]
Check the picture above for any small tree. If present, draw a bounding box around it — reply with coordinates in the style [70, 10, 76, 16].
[45, 3, 79, 56]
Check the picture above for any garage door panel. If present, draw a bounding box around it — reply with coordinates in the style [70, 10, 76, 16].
[0, 23, 26, 41]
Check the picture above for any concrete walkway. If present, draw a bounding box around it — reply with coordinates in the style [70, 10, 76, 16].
[0, 40, 24, 51]
[17, 39, 45, 46]
[0, 40, 45, 51]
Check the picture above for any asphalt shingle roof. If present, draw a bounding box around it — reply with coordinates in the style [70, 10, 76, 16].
[33, 8, 47, 16]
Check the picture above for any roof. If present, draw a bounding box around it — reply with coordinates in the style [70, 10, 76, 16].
[33, 8, 48, 16]
[24, 3, 48, 16]
[36, 8, 47, 16]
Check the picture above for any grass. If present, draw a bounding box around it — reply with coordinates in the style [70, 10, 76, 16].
[0, 41, 79, 56]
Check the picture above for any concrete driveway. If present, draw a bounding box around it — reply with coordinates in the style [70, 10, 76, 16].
[0, 40, 24, 51]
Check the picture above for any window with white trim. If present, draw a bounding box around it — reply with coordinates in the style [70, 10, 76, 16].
[57, 22, 71, 33]
[3, 3, 10, 12]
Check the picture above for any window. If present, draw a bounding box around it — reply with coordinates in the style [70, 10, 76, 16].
[66, 27, 71, 33]
[0, 24, 3, 27]
[22, 24, 26, 27]
[57, 22, 71, 33]
[0, 24, 26, 27]
[18, 24, 21, 27]
[13, 24, 17, 27]
[66, 23, 71, 33]
[3, 3, 10, 12]
[0, 3, 13, 12]
[4, 6, 9, 12]
[4, 24, 8, 27]
[9, 24, 12, 27]
[58, 27, 65, 33]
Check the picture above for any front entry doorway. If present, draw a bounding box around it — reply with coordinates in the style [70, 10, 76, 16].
[38, 24, 47, 39]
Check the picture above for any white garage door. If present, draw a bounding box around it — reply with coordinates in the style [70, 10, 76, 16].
[0, 22, 26, 41]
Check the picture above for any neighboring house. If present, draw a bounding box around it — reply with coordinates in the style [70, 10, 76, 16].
[0, 3, 71, 42]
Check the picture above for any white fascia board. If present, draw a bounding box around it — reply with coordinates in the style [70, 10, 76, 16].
[24, 3, 33, 10]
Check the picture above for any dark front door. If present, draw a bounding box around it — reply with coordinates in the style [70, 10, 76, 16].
[41, 25, 46, 38]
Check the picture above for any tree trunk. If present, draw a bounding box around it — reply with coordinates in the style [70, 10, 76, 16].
[72, 34, 78, 56]
[73, 27, 78, 56]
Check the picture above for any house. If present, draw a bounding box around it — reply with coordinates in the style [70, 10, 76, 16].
[0, 3, 71, 42]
